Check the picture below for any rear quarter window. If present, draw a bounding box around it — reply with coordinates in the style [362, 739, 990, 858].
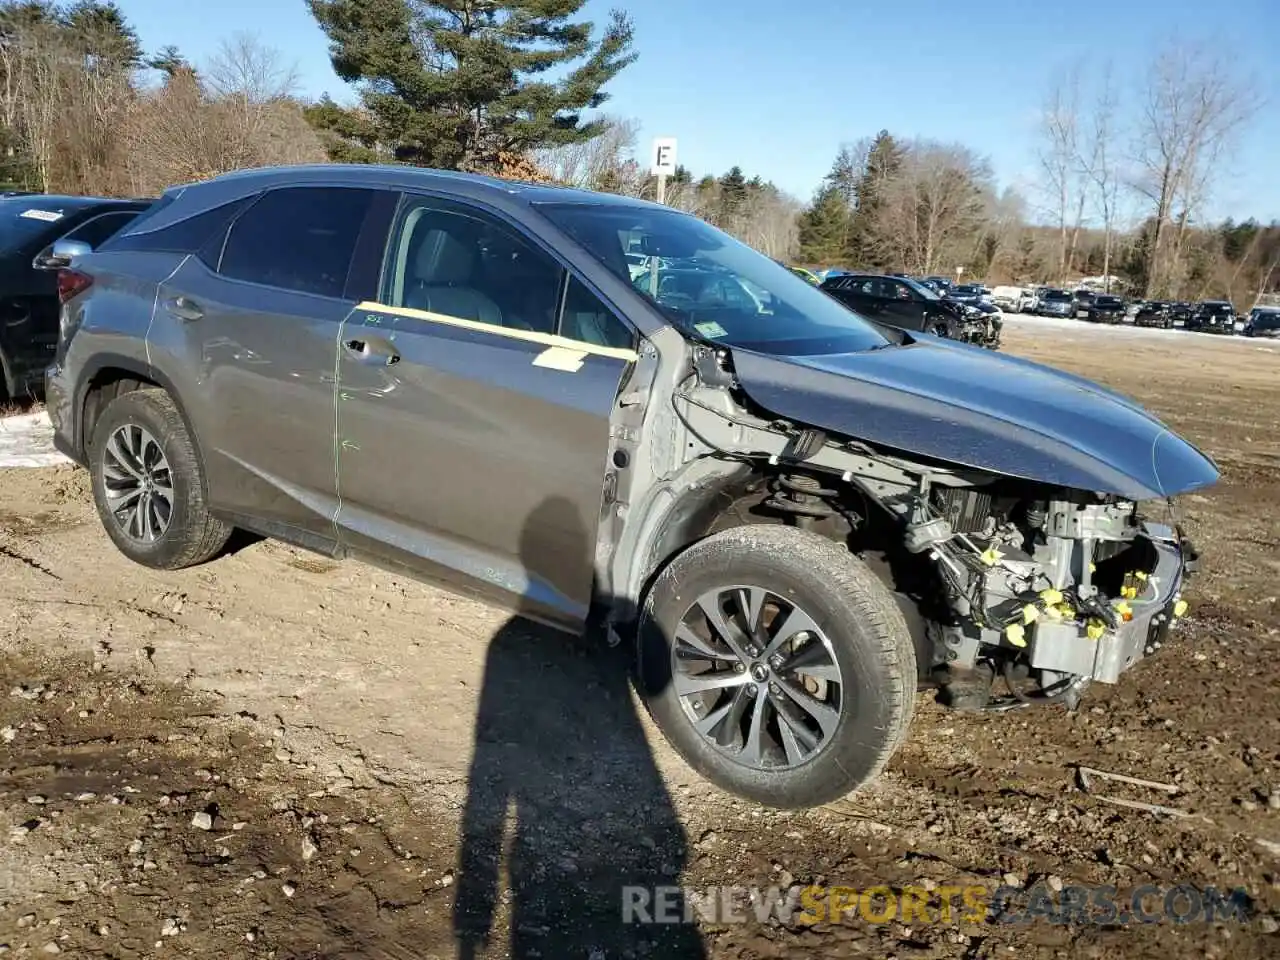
[101, 196, 253, 262]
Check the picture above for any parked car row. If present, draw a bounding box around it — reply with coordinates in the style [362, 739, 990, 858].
[1016, 286, 1257, 336]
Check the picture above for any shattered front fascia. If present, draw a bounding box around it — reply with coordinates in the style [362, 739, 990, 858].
[671, 361, 1189, 688]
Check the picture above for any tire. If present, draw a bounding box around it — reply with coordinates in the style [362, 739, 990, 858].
[637, 525, 917, 809]
[88, 388, 232, 569]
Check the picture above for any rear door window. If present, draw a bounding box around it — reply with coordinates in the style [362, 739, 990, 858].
[219, 187, 376, 299]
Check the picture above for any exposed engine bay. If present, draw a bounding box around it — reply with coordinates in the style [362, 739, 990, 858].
[955, 308, 1003, 350]
[904, 485, 1193, 709]
[650, 343, 1199, 712]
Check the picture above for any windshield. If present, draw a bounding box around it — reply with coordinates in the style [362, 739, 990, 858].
[1096, 296, 1123, 306]
[1044, 290, 1071, 301]
[952, 284, 980, 295]
[900, 276, 941, 300]
[535, 202, 891, 355]
[0, 198, 77, 253]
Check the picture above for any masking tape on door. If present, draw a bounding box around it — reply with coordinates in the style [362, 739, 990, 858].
[532, 345, 589, 372]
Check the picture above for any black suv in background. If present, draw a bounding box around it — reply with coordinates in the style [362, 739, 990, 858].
[1244, 308, 1280, 338]
[1071, 289, 1096, 318]
[1083, 294, 1125, 324]
[820, 272, 988, 344]
[1187, 300, 1236, 335]
[0, 194, 151, 399]
[1133, 301, 1172, 328]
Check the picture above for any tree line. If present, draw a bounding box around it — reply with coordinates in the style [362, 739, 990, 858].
[0, 0, 1275, 305]
[795, 46, 1277, 303]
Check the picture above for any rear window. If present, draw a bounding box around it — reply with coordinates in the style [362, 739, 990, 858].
[1096, 296, 1123, 306]
[1043, 290, 1071, 301]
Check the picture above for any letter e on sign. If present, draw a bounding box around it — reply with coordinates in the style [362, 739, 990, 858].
[651, 138, 678, 176]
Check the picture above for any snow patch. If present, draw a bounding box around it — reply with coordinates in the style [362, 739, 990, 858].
[1004, 314, 1277, 349]
[0, 412, 71, 468]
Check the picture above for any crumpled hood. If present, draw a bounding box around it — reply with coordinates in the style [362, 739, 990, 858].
[729, 336, 1219, 500]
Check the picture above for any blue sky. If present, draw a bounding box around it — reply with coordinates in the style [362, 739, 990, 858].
[120, 0, 1279, 223]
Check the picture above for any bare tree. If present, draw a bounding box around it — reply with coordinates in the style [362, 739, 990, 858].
[1133, 43, 1258, 296]
[121, 40, 323, 196]
[533, 116, 645, 194]
[0, 14, 135, 194]
[1081, 63, 1121, 291]
[875, 141, 991, 274]
[1038, 64, 1088, 281]
[204, 31, 299, 103]
[735, 187, 801, 259]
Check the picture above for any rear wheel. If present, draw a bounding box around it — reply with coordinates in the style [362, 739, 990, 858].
[637, 526, 916, 809]
[88, 388, 231, 569]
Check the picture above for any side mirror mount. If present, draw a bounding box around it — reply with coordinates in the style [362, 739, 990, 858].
[33, 237, 92, 271]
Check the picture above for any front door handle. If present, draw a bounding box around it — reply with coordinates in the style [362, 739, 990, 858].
[344, 336, 400, 366]
[163, 296, 203, 322]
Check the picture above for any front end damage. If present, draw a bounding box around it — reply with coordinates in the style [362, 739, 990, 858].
[907, 490, 1198, 709]
[953, 308, 1002, 350]
[625, 338, 1216, 715]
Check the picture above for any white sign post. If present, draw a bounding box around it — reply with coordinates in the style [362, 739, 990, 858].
[650, 137, 677, 205]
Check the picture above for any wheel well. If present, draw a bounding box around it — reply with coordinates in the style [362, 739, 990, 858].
[81, 369, 159, 455]
[637, 465, 937, 678]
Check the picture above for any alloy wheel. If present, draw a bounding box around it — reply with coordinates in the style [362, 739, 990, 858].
[672, 585, 844, 770]
[101, 424, 173, 543]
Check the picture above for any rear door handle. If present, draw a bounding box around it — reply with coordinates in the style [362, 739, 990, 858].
[344, 336, 400, 366]
[163, 296, 203, 322]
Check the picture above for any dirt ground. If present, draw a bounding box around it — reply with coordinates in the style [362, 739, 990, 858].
[1, 323, 1278, 959]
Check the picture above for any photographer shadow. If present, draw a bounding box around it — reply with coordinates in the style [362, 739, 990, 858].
[453, 496, 706, 959]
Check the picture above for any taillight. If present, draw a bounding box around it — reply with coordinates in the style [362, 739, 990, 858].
[57, 268, 93, 304]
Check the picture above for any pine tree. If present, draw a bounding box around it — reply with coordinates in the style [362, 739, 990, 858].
[714, 166, 748, 228]
[307, 0, 636, 171]
[826, 144, 860, 206]
[797, 184, 853, 266]
[847, 130, 902, 270]
[61, 0, 141, 67]
[147, 44, 192, 78]
[303, 95, 384, 163]
[1011, 233, 1042, 282]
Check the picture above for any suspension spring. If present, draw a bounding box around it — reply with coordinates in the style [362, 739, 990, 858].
[764, 473, 839, 525]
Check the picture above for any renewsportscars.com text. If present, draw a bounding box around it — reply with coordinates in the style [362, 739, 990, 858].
[621, 882, 1252, 927]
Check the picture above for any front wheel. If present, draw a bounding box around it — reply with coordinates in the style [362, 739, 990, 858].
[88, 388, 232, 569]
[637, 526, 917, 809]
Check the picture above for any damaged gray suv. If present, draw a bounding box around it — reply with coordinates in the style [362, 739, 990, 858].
[46, 165, 1217, 809]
